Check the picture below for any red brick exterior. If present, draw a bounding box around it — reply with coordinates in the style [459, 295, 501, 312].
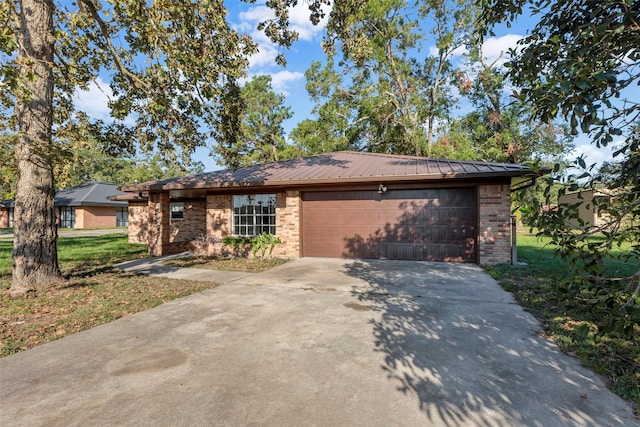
[170, 199, 206, 243]
[478, 184, 512, 265]
[206, 194, 232, 240]
[195, 192, 301, 258]
[76, 206, 118, 228]
[128, 201, 149, 244]
[273, 191, 301, 257]
[130, 185, 514, 264]
[0, 208, 10, 228]
[148, 192, 170, 256]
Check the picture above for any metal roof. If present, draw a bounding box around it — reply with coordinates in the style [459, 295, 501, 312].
[54, 181, 127, 207]
[121, 151, 541, 192]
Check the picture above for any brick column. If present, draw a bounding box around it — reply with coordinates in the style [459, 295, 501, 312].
[275, 191, 301, 257]
[206, 194, 232, 239]
[148, 192, 170, 256]
[478, 184, 511, 264]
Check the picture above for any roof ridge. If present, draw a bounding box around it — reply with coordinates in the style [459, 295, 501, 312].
[79, 181, 98, 202]
[333, 151, 527, 168]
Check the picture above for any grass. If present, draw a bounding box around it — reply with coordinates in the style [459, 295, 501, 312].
[0, 234, 218, 356]
[485, 233, 639, 412]
[162, 255, 290, 273]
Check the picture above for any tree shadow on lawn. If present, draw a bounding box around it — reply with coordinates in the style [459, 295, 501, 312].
[343, 259, 634, 426]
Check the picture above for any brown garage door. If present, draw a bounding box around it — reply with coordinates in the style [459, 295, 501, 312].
[302, 188, 477, 262]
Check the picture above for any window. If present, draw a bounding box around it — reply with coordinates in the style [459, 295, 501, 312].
[8, 208, 13, 228]
[59, 206, 75, 228]
[170, 202, 184, 220]
[116, 207, 128, 227]
[233, 194, 276, 236]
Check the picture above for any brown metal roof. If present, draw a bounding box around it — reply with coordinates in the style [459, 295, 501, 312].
[120, 151, 541, 192]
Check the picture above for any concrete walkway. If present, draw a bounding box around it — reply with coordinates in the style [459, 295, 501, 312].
[115, 254, 254, 284]
[0, 258, 637, 426]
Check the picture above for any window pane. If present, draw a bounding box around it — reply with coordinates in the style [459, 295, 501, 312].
[170, 202, 184, 220]
[232, 194, 277, 237]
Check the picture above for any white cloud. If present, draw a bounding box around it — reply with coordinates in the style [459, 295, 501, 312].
[288, 2, 329, 41]
[572, 143, 613, 165]
[249, 43, 280, 69]
[238, 2, 329, 69]
[270, 70, 305, 96]
[429, 44, 467, 58]
[567, 137, 622, 171]
[73, 77, 112, 120]
[428, 34, 521, 67]
[481, 34, 523, 66]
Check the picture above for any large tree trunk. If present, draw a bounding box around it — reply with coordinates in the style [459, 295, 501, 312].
[11, 0, 64, 297]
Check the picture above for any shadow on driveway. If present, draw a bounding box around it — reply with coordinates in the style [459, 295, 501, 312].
[0, 258, 636, 426]
[343, 260, 637, 426]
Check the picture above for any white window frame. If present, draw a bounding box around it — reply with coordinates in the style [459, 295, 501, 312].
[232, 194, 276, 237]
[170, 202, 185, 220]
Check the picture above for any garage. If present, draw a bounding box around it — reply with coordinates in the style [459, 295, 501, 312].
[302, 188, 477, 262]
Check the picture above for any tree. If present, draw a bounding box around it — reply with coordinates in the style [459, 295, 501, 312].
[55, 146, 204, 188]
[293, 0, 476, 156]
[290, 60, 359, 154]
[1, 0, 327, 296]
[478, 0, 640, 333]
[441, 53, 574, 165]
[217, 75, 294, 168]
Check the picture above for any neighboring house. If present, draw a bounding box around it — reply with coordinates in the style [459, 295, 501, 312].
[0, 201, 14, 228]
[557, 188, 611, 229]
[0, 181, 128, 229]
[119, 151, 545, 265]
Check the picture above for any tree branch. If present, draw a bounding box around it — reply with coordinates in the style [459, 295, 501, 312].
[78, 0, 148, 90]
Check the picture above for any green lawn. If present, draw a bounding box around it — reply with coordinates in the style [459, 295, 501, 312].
[0, 234, 218, 356]
[486, 233, 639, 412]
[0, 234, 147, 278]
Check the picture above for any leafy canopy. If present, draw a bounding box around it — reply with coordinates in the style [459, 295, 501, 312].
[478, 0, 640, 335]
[0, 0, 328, 165]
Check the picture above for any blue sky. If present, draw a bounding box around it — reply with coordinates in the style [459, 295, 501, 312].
[73, 1, 625, 172]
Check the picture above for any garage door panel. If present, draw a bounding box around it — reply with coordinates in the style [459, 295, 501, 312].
[303, 188, 477, 262]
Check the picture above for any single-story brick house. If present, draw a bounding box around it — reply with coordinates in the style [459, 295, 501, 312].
[0, 181, 128, 229]
[118, 152, 545, 265]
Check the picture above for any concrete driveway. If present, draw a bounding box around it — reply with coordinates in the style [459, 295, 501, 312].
[0, 258, 637, 426]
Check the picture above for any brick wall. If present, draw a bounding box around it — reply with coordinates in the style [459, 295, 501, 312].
[170, 199, 206, 243]
[78, 206, 119, 228]
[148, 192, 170, 256]
[206, 194, 232, 239]
[196, 192, 301, 258]
[0, 208, 9, 228]
[478, 184, 512, 265]
[73, 207, 84, 228]
[273, 191, 301, 257]
[128, 201, 149, 244]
